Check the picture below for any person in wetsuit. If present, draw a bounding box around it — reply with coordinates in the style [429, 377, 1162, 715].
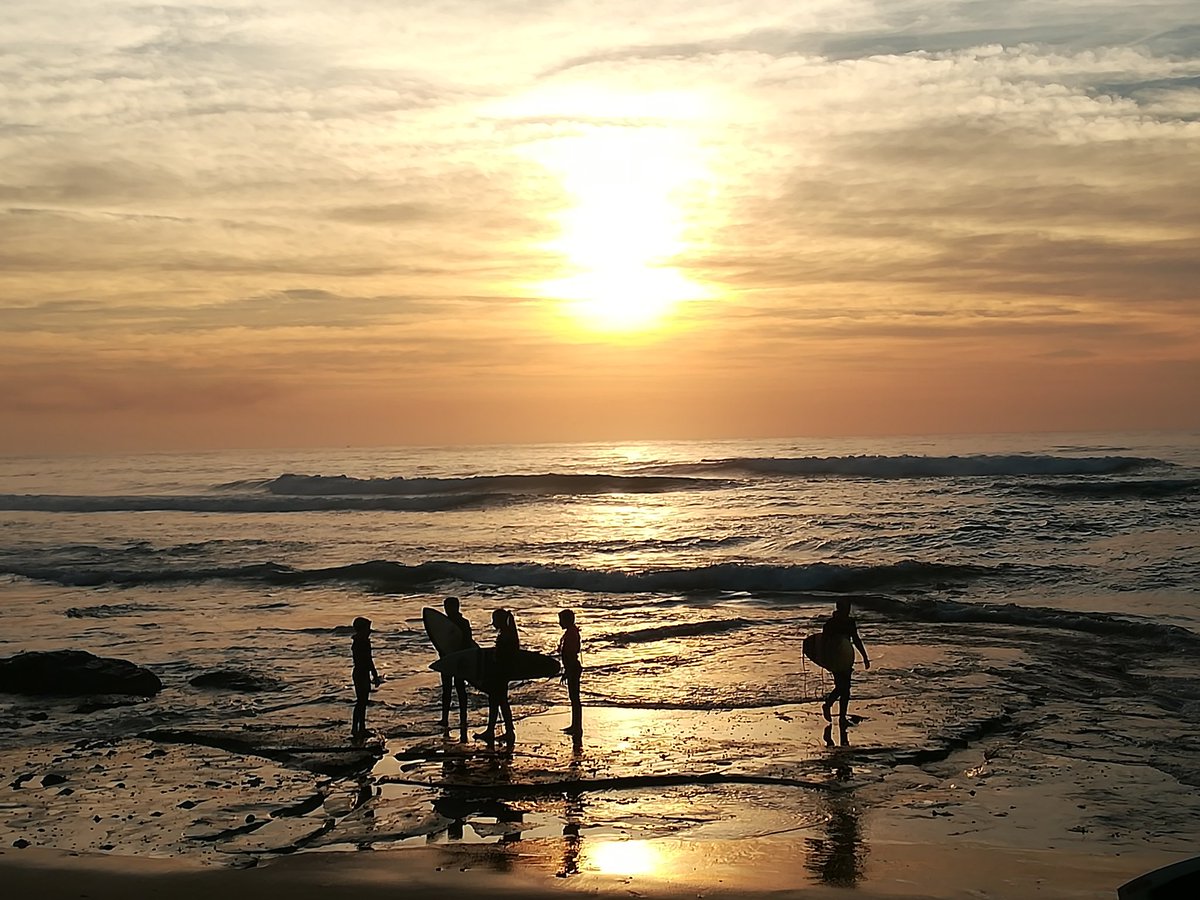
[476, 608, 519, 745]
[821, 598, 870, 724]
[557, 608, 583, 737]
[439, 596, 473, 737]
[351, 615, 382, 737]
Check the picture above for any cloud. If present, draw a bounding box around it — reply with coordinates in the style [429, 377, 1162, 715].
[1, 1, 1198, 447]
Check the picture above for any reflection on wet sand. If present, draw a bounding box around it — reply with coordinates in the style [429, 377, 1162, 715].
[558, 740, 585, 878]
[806, 740, 866, 888]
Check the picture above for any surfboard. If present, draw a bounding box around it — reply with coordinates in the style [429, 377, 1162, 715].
[423, 607, 475, 657]
[1118, 855, 1200, 899]
[430, 647, 560, 693]
[803, 632, 854, 673]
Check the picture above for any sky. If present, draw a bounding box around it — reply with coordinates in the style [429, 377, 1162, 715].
[1, 1, 1198, 453]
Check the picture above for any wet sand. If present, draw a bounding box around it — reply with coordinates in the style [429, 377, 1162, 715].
[1, 840, 1188, 900]
[3, 695, 1194, 898]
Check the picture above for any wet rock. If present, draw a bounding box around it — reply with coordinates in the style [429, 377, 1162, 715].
[0, 650, 161, 696]
[144, 725, 383, 777]
[41, 773, 68, 787]
[189, 669, 282, 692]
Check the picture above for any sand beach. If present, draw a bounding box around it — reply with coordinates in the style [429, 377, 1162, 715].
[3, 641, 1195, 898]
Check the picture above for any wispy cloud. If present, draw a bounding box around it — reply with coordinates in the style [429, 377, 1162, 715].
[1, 1, 1197, 448]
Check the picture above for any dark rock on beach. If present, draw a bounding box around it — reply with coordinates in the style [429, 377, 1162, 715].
[0, 650, 162, 696]
[188, 669, 282, 692]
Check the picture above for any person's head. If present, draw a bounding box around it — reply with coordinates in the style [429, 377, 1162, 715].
[353, 616, 372, 633]
[444, 596, 460, 616]
[491, 608, 508, 629]
[558, 609, 575, 628]
[835, 598, 851, 615]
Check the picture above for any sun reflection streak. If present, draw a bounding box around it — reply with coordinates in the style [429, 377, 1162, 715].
[586, 839, 662, 876]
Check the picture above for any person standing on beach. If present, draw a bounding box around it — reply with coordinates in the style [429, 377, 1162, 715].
[476, 608, 519, 746]
[557, 609, 583, 737]
[439, 596, 473, 736]
[351, 616, 382, 737]
[820, 599, 870, 724]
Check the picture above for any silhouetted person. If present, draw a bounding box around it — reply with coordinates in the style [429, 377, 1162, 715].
[821, 599, 869, 724]
[476, 608, 519, 745]
[439, 596, 473, 738]
[351, 616, 382, 737]
[557, 608, 583, 736]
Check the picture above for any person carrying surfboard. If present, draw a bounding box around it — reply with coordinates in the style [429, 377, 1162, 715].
[820, 599, 870, 725]
[350, 616, 382, 738]
[439, 596, 474, 734]
[476, 608, 519, 745]
[557, 609, 583, 737]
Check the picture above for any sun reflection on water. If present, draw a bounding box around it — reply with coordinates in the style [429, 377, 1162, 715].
[585, 839, 661, 876]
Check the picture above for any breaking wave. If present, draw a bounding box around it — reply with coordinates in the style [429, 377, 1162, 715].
[2, 557, 1005, 593]
[1008, 478, 1200, 499]
[649, 454, 1162, 478]
[604, 618, 757, 646]
[227, 472, 729, 497]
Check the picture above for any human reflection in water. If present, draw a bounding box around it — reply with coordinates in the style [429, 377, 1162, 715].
[429, 742, 519, 847]
[351, 776, 377, 849]
[823, 721, 850, 747]
[805, 759, 865, 886]
[557, 740, 586, 877]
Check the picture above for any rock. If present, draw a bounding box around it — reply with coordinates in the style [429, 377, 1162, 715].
[0, 651, 161, 696]
[188, 669, 282, 692]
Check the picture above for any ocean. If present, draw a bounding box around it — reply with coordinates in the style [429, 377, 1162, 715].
[1, 431, 1198, 866]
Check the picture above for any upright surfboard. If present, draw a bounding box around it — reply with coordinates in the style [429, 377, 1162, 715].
[423, 607, 474, 657]
[430, 647, 559, 693]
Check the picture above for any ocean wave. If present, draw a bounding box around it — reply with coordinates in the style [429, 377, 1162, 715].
[604, 618, 757, 646]
[2, 557, 1003, 594]
[647, 454, 1162, 478]
[226, 472, 730, 497]
[847, 595, 1200, 649]
[1008, 478, 1200, 499]
[0, 493, 500, 513]
[65, 602, 176, 618]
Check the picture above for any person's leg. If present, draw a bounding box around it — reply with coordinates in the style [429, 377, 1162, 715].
[567, 674, 582, 733]
[499, 683, 514, 740]
[835, 671, 852, 722]
[476, 687, 498, 742]
[353, 676, 369, 734]
[822, 683, 838, 721]
[455, 677, 469, 738]
[439, 672, 452, 726]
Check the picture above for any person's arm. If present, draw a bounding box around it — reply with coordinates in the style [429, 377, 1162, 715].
[368, 639, 382, 684]
[851, 621, 870, 669]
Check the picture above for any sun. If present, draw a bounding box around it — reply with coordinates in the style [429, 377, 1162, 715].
[510, 90, 714, 334]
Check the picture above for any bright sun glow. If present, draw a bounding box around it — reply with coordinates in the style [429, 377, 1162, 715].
[510, 89, 714, 333]
[586, 839, 661, 876]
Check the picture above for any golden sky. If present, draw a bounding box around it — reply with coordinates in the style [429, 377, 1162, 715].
[1, 1, 1198, 453]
